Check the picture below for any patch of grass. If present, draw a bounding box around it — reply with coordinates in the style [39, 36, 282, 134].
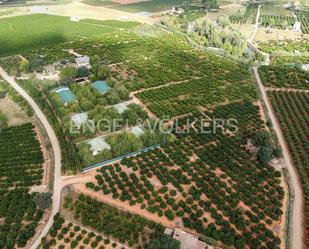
[0, 14, 120, 57]
[81, 0, 119, 6]
[80, 19, 140, 29]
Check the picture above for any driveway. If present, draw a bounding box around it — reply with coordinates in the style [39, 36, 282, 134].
[0, 67, 62, 249]
[253, 66, 304, 249]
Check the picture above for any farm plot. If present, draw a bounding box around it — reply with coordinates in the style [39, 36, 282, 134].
[260, 15, 296, 29]
[259, 65, 309, 90]
[258, 39, 309, 53]
[268, 90, 309, 247]
[27, 30, 250, 92]
[17, 79, 81, 174]
[270, 55, 309, 65]
[136, 74, 257, 118]
[229, 3, 258, 24]
[297, 11, 309, 34]
[0, 123, 46, 249]
[41, 193, 165, 249]
[0, 14, 137, 57]
[85, 101, 285, 249]
[108, 0, 191, 13]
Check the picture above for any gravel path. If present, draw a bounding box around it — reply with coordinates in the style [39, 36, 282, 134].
[253, 66, 305, 249]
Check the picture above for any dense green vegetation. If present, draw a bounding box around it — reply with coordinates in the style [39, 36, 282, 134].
[268, 90, 309, 247]
[260, 15, 295, 29]
[86, 101, 284, 248]
[296, 10, 309, 34]
[137, 72, 257, 118]
[270, 55, 309, 65]
[109, 0, 193, 13]
[41, 213, 127, 249]
[259, 65, 309, 90]
[17, 79, 81, 173]
[77, 122, 174, 167]
[65, 194, 164, 247]
[258, 39, 309, 53]
[0, 123, 46, 248]
[258, 4, 296, 29]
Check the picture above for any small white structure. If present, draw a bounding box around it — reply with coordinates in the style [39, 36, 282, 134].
[187, 22, 195, 33]
[114, 102, 129, 114]
[71, 113, 88, 129]
[302, 64, 309, 72]
[293, 22, 301, 32]
[130, 126, 144, 137]
[76, 56, 90, 69]
[165, 228, 207, 249]
[70, 16, 81, 22]
[88, 137, 111, 156]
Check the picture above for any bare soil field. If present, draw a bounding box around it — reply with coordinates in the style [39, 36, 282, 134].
[232, 23, 255, 39]
[255, 27, 306, 41]
[206, 3, 243, 21]
[0, 96, 30, 125]
[0, 1, 156, 22]
[43, 1, 156, 23]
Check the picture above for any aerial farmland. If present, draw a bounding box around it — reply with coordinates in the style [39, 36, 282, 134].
[0, 0, 308, 249]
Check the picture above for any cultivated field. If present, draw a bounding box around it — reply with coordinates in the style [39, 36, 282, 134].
[82, 101, 286, 249]
[0, 122, 45, 248]
[259, 65, 309, 90]
[0, 13, 142, 57]
[268, 90, 309, 247]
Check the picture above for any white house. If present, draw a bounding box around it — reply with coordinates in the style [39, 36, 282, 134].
[76, 56, 90, 69]
[87, 137, 111, 156]
[165, 228, 207, 249]
[71, 113, 88, 129]
[293, 22, 301, 32]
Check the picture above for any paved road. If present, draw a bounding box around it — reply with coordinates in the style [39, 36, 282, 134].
[253, 66, 304, 249]
[0, 67, 62, 249]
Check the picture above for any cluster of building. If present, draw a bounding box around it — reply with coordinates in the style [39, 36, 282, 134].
[86, 125, 145, 156]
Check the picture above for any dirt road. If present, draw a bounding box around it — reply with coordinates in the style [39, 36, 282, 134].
[253, 66, 304, 249]
[0, 67, 62, 249]
[249, 4, 260, 43]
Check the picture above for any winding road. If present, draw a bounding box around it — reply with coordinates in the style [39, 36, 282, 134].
[0, 67, 62, 249]
[253, 66, 304, 249]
